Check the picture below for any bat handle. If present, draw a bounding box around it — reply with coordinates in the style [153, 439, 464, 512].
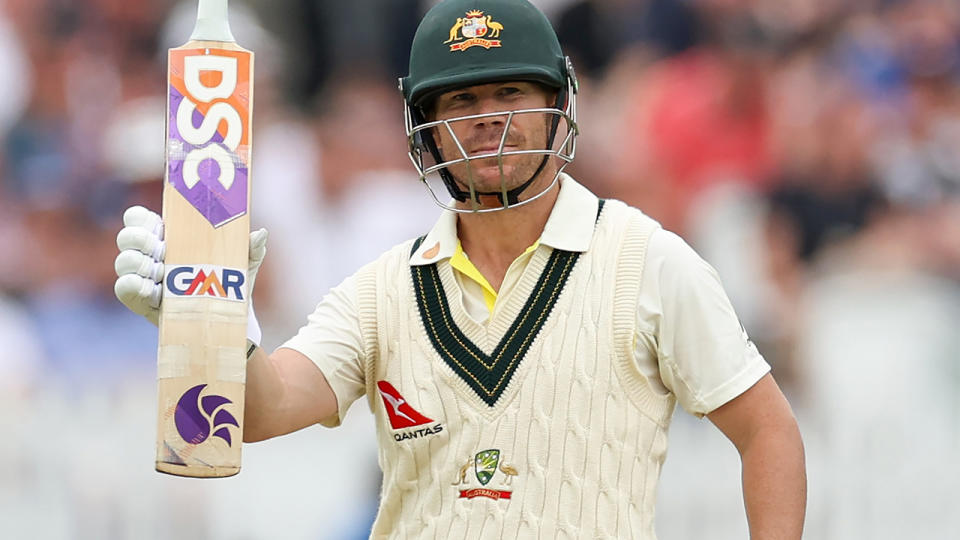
[190, 0, 235, 42]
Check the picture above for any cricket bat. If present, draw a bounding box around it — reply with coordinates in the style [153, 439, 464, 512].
[156, 0, 253, 478]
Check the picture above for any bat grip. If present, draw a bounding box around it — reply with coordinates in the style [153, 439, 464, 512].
[190, 0, 235, 42]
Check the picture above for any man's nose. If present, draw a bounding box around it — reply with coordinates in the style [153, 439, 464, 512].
[471, 97, 508, 127]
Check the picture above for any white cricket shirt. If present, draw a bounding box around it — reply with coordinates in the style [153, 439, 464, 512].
[282, 175, 768, 420]
[280, 175, 770, 539]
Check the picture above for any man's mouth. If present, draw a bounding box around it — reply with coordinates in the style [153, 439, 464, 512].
[469, 144, 517, 157]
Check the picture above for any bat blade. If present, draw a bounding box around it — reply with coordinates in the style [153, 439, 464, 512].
[156, 0, 253, 478]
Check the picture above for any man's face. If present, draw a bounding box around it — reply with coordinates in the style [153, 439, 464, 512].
[430, 81, 555, 198]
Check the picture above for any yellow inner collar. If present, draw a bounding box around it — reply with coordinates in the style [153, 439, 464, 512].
[449, 239, 540, 313]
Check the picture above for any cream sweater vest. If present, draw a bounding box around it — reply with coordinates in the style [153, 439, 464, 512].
[354, 200, 674, 539]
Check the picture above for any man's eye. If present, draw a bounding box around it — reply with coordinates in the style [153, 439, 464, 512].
[499, 87, 521, 96]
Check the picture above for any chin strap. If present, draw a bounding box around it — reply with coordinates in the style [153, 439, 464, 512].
[415, 82, 568, 207]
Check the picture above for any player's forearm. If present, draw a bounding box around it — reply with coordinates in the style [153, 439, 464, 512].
[740, 421, 807, 539]
[243, 346, 339, 442]
[243, 346, 286, 442]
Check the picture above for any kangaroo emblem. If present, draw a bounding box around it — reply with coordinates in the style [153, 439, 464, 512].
[452, 458, 472, 485]
[444, 17, 463, 43]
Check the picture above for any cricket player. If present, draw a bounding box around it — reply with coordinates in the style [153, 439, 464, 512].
[115, 0, 806, 537]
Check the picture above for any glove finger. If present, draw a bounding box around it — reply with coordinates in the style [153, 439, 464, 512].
[123, 205, 164, 239]
[115, 249, 164, 283]
[249, 228, 268, 267]
[115, 273, 163, 309]
[115, 274, 161, 325]
[117, 226, 165, 262]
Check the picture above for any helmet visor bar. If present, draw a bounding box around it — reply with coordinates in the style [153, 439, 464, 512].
[406, 107, 577, 212]
[402, 68, 579, 213]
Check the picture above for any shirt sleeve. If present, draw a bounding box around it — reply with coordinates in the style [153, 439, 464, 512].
[279, 273, 367, 427]
[635, 229, 770, 417]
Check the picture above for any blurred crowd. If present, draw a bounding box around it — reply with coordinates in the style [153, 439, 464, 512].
[1, 1, 958, 539]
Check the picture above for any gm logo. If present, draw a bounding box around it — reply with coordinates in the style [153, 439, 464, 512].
[165, 265, 246, 302]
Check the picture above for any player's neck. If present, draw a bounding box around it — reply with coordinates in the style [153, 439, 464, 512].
[455, 181, 559, 290]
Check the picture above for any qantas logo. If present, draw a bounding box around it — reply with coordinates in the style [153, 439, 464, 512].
[376, 381, 443, 441]
[377, 381, 432, 428]
[165, 264, 246, 302]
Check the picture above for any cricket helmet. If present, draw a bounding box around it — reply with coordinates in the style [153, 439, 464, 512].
[400, 0, 579, 212]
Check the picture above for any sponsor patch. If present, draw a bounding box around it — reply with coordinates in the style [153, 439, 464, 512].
[164, 264, 246, 301]
[167, 48, 250, 227]
[377, 381, 444, 442]
[173, 384, 239, 447]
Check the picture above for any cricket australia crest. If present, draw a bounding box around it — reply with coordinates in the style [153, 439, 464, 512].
[445, 10, 503, 51]
[452, 449, 518, 500]
[475, 449, 500, 485]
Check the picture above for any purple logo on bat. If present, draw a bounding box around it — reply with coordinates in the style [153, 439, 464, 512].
[167, 51, 248, 227]
[168, 86, 248, 227]
[175, 384, 239, 447]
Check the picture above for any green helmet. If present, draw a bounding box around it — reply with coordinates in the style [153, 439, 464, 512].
[402, 0, 569, 107]
[400, 0, 579, 212]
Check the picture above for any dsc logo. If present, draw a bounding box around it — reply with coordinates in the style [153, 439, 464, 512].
[165, 265, 246, 302]
[167, 48, 250, 227]
[177, 54, 243, 191]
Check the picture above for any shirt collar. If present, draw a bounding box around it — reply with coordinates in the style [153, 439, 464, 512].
[408, 174, 599, 266]
[538, 174, 599, 252]
[409, 208, 458, 266]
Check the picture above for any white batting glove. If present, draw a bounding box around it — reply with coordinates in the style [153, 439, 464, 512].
[113, 205, 268, 348]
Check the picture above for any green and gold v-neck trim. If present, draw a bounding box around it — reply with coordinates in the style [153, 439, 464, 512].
[410, 200, 605, 407]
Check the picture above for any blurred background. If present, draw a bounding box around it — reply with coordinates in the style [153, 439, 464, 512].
[1, 0, 958, 538]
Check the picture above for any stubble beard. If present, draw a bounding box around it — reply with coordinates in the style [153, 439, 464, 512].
[444, 123, 551, 198]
